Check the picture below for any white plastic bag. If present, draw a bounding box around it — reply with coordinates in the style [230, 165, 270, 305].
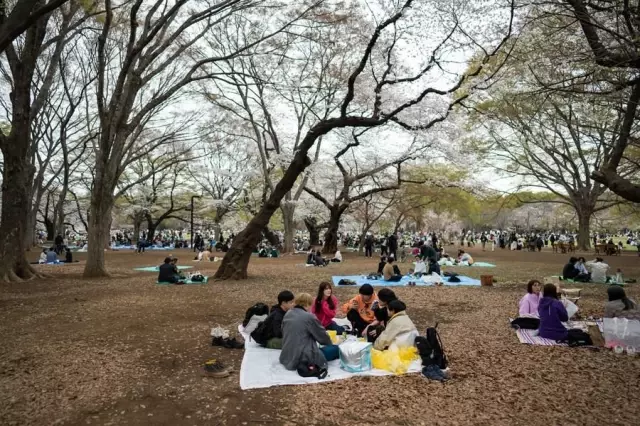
[339, 341, 372, 372]
[603, 318, 640, 351]
[421, 272, 442, 285]
[561, 298, 579, 319]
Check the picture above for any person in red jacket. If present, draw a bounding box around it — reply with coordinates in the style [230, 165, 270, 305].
[311, 282, 345, 334]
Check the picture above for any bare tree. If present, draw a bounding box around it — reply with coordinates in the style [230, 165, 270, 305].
[0, 0, 69, 53]
[82, 0, 323, 277]
[0, 2, 89, 281]
[214, 0, 516, 279]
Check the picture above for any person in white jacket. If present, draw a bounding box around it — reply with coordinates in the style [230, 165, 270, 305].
[373, 300, 418, 350]
[585, 258, 609, 283]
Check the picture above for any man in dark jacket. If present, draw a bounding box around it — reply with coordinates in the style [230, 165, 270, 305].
[158, 257, 180, 283]
[263, 290, 295, 349]
[388, 233, 398, 260]
[419, 241, 437, 262]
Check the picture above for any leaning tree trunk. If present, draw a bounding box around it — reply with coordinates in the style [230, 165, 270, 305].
[0, 136, 43, 281]
[281, 202, 296, 254]
[214, 154, 314, 279]
[576, 208, 593, 251]
[322, 206, 347, 254]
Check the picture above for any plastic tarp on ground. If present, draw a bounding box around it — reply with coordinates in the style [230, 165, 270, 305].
[238, 319, 421, 390]
[331, 275, 481, 287]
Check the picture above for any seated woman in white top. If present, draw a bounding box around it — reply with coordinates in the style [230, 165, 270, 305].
[330, 250, 342, 262]
[457, 250, 474, 265]
[438, 254, 455, 266]
[585, 258, 609, 283]
[413, 256, 427, 275]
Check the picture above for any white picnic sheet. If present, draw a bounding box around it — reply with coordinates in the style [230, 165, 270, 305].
[238, 318, 421, 390]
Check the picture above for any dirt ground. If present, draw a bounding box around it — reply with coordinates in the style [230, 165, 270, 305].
[1, 245, 639, 426]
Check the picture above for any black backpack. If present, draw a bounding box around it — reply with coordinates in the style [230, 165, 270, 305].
[250, 316, 274, 346]
[242, 303, 269, 327]
[565, 329, 593, 347]
[415, 323, 448, 370]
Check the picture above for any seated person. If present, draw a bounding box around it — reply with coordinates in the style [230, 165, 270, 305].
[280, 293, 337, 372]
[604, 285, 639, 319]
[561, 257, 589, 282]
[200, 249, 211, 262]
[342, 284, 378, 337]
[575, 257, 590, 278]
[170, 257, 186, 279]
[519, 279, 542, 317]
[438, 254, 455, 266]
[64, 248, 73, 263]
[538, 284, 569, 341]
[585, 257, 609, 284]
[46, 248, 58, 263]
[38, 249, 47, 264]
[258, 247, 268, 258]
[383, 257, 402, 282]
[262, 290, 296, 349]
[314, 250, 327, 266]
[270, 247, 279, 258]
[413, 257, 427, 276]
[427, 258, 441, 275]
[373, 300, 418, 350]
[457, 250, 474, 265]
[366, 288, 396, 342]
[330, 250, 342, 262]
[311, 282, 344, 333]
[158, 257, 181, 283]
[377, 256, 387, 274]
[306, 249, 315, 265]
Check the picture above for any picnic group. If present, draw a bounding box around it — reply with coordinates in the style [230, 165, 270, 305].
[207, 282, 449, 381]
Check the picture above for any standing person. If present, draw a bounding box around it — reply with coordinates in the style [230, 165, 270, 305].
[481, 233, 487, 251]
[280, 293, 337, 373]
[364, 234, 374, 258]
[380, 235, 388, 256]
[388, 232, 398, 261]
[311, 282, 344, 334]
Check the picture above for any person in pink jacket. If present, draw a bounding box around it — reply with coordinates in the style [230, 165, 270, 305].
[519, 279, 542, 317]
[311, 282, 345, 334]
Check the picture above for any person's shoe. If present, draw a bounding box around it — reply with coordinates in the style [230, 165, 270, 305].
[222, 337, 245, 349]
[203, 359, 231, 378]
[211, 336, 224, 346]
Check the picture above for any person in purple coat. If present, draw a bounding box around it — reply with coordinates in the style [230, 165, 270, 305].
[538, 284, 568, 341]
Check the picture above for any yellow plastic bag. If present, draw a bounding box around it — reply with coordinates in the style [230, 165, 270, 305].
[371, 346, 419, 374]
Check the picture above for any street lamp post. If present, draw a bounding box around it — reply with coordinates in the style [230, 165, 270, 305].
[190, 195, 201, 250]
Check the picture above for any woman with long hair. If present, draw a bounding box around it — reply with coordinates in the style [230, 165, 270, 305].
[605, 285, 639, 319]
[311, 282, 344, 333]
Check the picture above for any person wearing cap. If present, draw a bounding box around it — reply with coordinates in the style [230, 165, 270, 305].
[342, 284, 378, 337]
[158, 257, 181, 283]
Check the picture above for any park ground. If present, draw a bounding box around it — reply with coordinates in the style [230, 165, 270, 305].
[1, 246, 640, 426]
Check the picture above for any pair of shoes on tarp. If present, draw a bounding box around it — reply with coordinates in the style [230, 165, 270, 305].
[203, 359, 233, 378]
[211, 336, 244, 349]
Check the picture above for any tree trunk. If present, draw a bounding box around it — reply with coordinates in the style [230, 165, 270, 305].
[214, 153, 314, 280]
[322, 206, 346, 254]
[576, 209, 592, 251]
[147, 223, 157, 243]
[304, 217, 322, 246]
[44, 216, 55, 241]
[24, 208, 38, 249]
[281, 202, 295, 253]
[83, 181, 115, 277]
[132, 214, 143, 245]
[0, 144, 42, 281]
[53, 191, 67, 239]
